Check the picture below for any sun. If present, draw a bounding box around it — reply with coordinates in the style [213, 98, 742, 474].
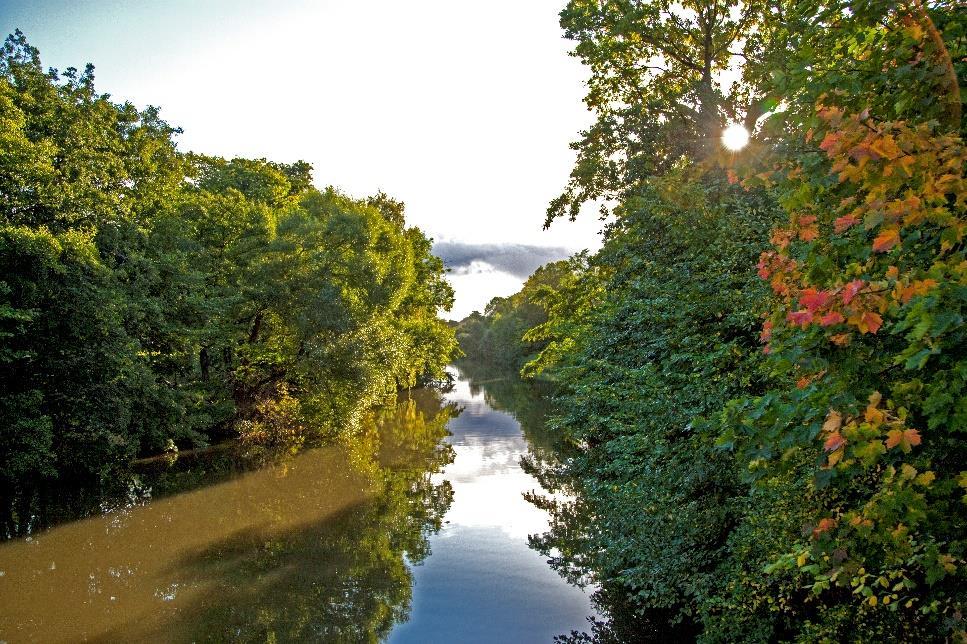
[721, 123, 750, 151]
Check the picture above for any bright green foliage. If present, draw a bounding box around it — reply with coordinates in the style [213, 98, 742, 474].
[0, 32, 457, 483]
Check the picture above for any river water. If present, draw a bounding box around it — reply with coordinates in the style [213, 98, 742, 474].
[0, 365, 594, 642]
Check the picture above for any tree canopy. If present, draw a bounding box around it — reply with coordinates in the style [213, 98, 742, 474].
[0, 31, 458, 484]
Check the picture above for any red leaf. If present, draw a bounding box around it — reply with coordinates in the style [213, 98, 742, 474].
[760, 320, 773, 342]
[820, 311, 845, 326]
[841, 280, 865, 305]
[787, 309, 814, 327]
[800, 288, 832, 313]
[757, 254, 771, 279]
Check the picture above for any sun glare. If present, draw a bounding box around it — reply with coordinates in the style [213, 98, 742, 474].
[721, 123, 750, 151]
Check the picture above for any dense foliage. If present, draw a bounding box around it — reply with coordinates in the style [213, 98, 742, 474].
[0, 32, 457, 484]
[464, 1, 967, 641]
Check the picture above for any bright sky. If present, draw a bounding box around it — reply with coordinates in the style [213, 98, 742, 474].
[1, 0, 604, 318]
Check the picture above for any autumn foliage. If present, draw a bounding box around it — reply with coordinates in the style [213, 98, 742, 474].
[721, 8, 967, 637]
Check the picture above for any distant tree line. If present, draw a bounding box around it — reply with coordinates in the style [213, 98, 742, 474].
[0, 31, 457, 484]
[454, 258, 580, 372]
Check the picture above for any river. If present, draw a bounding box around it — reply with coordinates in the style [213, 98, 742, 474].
[0, 364, 594, 642]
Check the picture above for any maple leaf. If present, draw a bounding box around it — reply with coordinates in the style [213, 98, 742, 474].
[787, 309, 814, 327]
[859, 311, 883, 334]
[819, 132, 840, 153]
[824, 432, 846, 452]
[812, 517, 837, 538]
[885, 428, 922, 452]
[829, 333, 851, 346]
[820, 311, 845, 326]
[760, 320, 773, 342]
[799, 225, 820, 242]
[834, 214, 860, 233]
[770, 229, 793, 250]
[822, 410, 843, 434]
[865, 404, 885, 425]
[871, 134, 901, 160]
[897, 155, 915, 177]
[872, 228, 900, 252]
[800, 288, 831, 313]
[757, 253, 772, 279]
[902, 279, 939, 303]
[841, 280, 865, 305]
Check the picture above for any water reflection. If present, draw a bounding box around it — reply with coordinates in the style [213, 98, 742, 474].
[457, 361, 693, 643]
[0, 369, 601, 643]
[0, 390, 455, 643]
[388, 365, 595, 643]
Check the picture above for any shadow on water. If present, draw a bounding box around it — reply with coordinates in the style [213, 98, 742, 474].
[0, 389, 456, 643]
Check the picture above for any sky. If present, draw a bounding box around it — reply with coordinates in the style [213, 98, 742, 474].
[0, 0, 605, 319]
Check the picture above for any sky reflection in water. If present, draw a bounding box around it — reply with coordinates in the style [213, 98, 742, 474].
[389, 367, 595, 643]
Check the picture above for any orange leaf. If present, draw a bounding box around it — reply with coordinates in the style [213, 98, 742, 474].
[872, 229, 900, 253]
[799, 225, 820, 242]
[865, 405, 885, 425]
[885, 428, 922, 452]
[834, 214, 860, 233]
[819, 132, 840, 153]
[910, 279, 938, 297]
[885, 429, 902, 449]
[854, 311, 883, 334]
[824, 432, 846, 452]
[813, 517, 838, 538]
[871, 135, 901, 160]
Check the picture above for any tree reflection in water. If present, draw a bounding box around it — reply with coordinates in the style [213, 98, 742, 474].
[454, 360, 691, 643]
[0, 389, 455, 643]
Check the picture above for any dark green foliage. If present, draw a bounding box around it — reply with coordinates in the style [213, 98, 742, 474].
[529, 172, 781, 634]
[0, 32, 457, 484]
[524, 1, 967, 642]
